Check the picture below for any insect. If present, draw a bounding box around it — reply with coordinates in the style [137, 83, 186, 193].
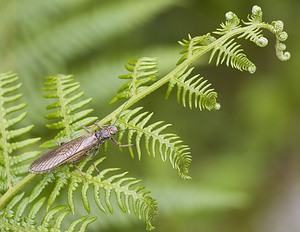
[29, 123, 133, 173]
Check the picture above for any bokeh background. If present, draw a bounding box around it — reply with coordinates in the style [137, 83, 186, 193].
[1, 0, 299, 231]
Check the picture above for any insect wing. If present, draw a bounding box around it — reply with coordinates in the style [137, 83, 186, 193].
[29, 134, 97, 173]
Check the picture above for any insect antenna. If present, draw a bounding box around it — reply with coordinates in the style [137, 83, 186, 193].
[110, 100, 137, 149]
[89, 100, 129, 131]
[112, 99, 130, 126]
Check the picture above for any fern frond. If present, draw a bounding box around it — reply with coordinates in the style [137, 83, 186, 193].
[235, 8, 268, 48]
[245, 6, 290, 61]
[110, 57, 158, 103]
[0, 72, 40, 193]
[166, 66, 220, 111]
[210, 6, 290, 71]
[115, 107, 191, 179]
[28, 157, 157, 231]
[209, 38, 256, 73]
[68, 216, 97, 232]
[0, 192, 95, 232]
[42, 74, 97, 148]
[214, 11, 241, 35]
[239, 27, 267, 47]
[177, 33, 216, 65]
[214, 10, 265, 47]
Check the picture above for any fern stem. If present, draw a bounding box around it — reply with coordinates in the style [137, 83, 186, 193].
[0, 173, 35, 210]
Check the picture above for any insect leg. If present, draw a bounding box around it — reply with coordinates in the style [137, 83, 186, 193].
[90, 146, 99, 159]
[82, 122, 105, 132]
[73, 163, 87, 180]
[82, 126, 92, 133]
[94, 123, 104, 130]
[92, 163, 100, 173]
[88, 146, 100, 173]
[111, 137, 135, 147]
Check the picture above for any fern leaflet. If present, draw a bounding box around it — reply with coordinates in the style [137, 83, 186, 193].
[28, 157, 157, 231]
[42, 74, 97, 148]
[177, 33, 216, 65]
[208, 38, 256, 73]
[166, 66, 220, 111]
[0, 192, 96, 231]
[110, 57, 158, 103]
[115, 107, 191, 179]
[210, 12, 257, 73]
[0, 72, 40, 193]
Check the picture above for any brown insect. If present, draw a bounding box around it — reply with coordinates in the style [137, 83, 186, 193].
[29, 124, 133, 173]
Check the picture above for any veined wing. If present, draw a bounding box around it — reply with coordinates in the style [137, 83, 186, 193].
[29, 134, 98, 173]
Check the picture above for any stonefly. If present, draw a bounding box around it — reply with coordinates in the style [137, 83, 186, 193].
[29, 124, 133, 173]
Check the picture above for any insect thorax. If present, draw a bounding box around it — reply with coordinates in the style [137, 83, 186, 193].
[95, 125, 118, 140]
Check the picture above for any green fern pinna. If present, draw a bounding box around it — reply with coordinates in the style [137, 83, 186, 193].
[0, 6, 290, 231]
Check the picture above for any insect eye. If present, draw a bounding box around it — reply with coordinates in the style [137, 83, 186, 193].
[110, 126, 118, 134]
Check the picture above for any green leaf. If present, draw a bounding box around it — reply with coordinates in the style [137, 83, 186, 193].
[116, 107, 192, 179]
[209, 38, 256, 73]
[42, 74, 97, 144]
[166, 66, 220, 111]
[1, 192, 94, 232]
[0, 72, 40, 192]
[110, 57, 158, 103]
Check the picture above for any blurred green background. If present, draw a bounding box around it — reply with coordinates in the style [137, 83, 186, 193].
[1, 0, 299, 231]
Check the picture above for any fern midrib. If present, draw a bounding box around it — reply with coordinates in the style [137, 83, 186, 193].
[0, 174, 35, 210]
[0, 95, 12, 189]
[131, 59, 140, 95]
[121, 119, 188, 161]
[56, 78, 71, 138]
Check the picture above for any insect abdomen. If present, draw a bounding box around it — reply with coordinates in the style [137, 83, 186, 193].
[29, 134, 99, 173]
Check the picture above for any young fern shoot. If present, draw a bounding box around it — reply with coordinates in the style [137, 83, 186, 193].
[108, 5, 290, 115]
[108, 8, 290, 182]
